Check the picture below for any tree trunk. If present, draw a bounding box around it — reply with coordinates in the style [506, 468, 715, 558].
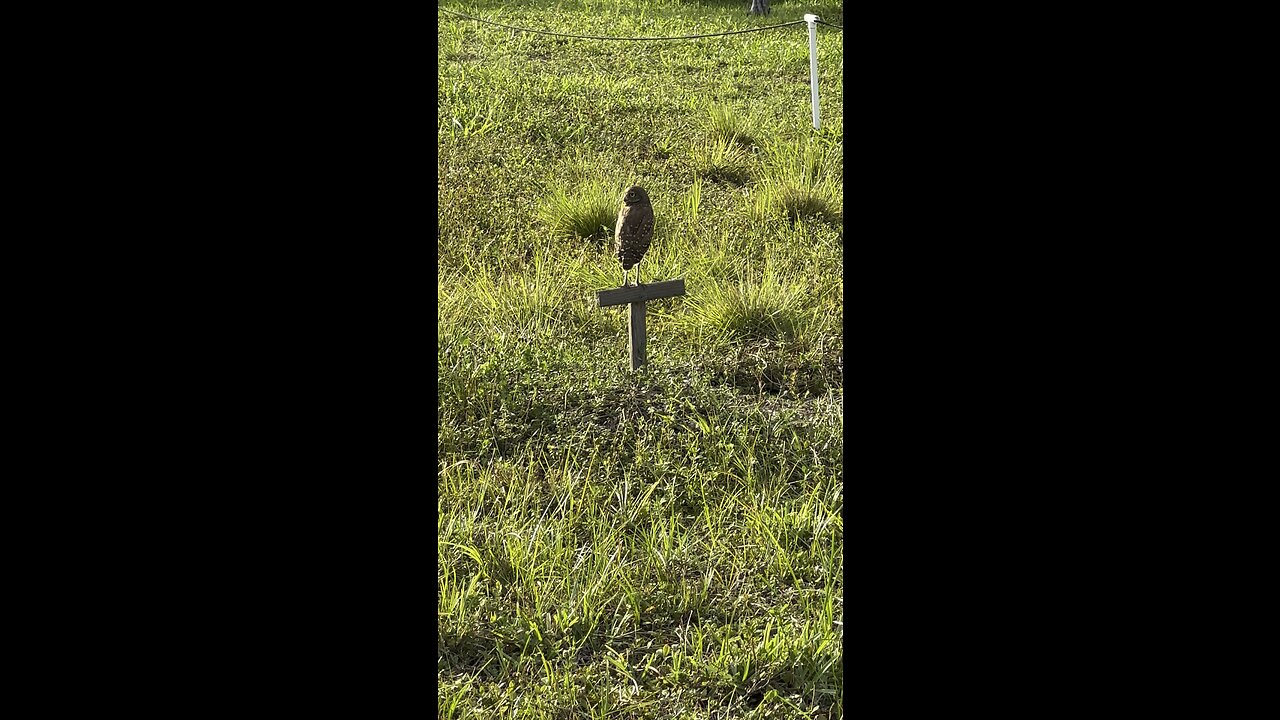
[749, 0, 771, 15]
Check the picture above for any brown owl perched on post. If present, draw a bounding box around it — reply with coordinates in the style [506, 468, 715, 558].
[615, 185, 654, 287]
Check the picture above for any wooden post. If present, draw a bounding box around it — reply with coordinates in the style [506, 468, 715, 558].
[629, 301, 646, 371]
[596, 278, 686, 371]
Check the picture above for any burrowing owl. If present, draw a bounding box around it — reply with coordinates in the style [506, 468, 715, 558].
[615, 185, 654, 287]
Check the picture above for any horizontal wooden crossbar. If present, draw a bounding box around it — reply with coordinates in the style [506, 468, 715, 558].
[596, 278, 686, 307]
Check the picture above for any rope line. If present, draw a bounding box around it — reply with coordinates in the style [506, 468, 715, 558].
[815, 20, 843, 30]
[439, 7, 810, 41]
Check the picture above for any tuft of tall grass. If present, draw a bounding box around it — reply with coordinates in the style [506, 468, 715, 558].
[538, 178, 623, 242]
[692, 136, 753, 185]
[684, 268, 813, 345]
[685, 175, 702, 227]
[752, 137, 842, 222]
[707, 104, 756, 147]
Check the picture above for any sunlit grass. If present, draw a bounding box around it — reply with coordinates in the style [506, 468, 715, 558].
[538, 178, 623, 242]
[682, 266, 813, 345]
[753, 135, 843, 222]
[693, 136, 754, 185]
[439, 0, 844, 716]
[708, 104, 758, 148]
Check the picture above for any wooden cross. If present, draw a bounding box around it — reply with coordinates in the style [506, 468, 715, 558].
[596, 278, 686, 370]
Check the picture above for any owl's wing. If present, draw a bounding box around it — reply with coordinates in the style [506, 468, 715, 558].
[638, 206, 654, 243]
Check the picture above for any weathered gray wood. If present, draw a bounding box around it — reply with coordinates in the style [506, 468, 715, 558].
[629, 301, 646, 370]
[596, 278, 685, 307]
[596, 277, 685, 372]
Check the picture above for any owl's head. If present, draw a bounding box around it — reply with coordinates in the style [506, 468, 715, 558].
[621, 185, 650, 205]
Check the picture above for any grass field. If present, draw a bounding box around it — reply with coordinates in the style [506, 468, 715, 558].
[438, 1, 844, 717]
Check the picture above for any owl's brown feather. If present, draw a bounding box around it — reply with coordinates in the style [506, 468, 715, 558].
[615, 186, 654, 272]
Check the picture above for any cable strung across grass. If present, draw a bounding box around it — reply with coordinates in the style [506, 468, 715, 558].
[438, 7, 809, 41]
[815, 20, 843, 30]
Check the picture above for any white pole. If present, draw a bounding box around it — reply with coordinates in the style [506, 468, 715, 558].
[804, 13, 820, 130]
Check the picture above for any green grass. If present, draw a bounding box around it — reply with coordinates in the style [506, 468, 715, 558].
[708, 104, 758, 148]
[693, 135, 755, 186]
[539, 177, 626, 243]
[754, 134, 843, 222]
[439, 1, 843, 717]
